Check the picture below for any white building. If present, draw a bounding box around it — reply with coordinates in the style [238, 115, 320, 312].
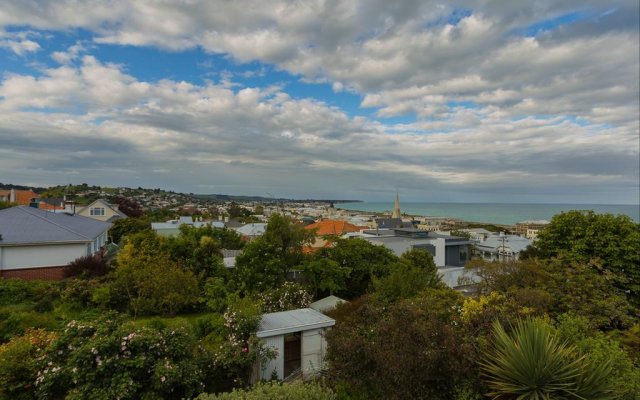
[0, 206, 111, 280]
[255, 308, 335, 381]
[151, 217, 224, 237]
[75, 199, 127, 222]
[475, 233, 532, 262]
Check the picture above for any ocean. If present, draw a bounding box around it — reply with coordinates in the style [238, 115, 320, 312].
[334, 202, 640, 225]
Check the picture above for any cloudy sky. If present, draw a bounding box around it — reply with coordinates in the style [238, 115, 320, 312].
[0, 1, 638, 203]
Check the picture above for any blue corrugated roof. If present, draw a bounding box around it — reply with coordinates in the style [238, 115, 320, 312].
[0, 206, 111, 245]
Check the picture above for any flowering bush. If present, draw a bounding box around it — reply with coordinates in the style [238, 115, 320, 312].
[0, 329, 57, 400]
[257, 282, 312, 313]
[197, 381, 337, 399]
[33, 313, 211, 400]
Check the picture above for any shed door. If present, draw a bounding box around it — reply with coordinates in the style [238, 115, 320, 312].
[261, 335, 284, 380]
[302, 329, 323, 376]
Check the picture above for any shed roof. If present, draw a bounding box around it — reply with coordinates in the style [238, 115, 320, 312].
[257, 308, 335, 338]
[310, 295, 347, 312]
[0, 206, 111, 245]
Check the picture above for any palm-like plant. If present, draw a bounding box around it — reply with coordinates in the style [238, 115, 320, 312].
[481, 318, 616, 400]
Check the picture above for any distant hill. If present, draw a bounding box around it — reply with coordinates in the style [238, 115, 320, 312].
[0, 183, 361, 204]
[192, 194, 362, 203]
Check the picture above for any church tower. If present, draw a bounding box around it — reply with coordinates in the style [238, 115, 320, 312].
[392, 192, 401, 218]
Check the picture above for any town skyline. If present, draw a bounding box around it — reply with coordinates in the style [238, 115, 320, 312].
[1, 1, 638, 204]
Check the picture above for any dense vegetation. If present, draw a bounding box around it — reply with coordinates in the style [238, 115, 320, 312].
[0, 210, 638, 399]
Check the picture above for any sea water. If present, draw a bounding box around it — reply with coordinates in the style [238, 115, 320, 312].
[334, 202, 640, 225]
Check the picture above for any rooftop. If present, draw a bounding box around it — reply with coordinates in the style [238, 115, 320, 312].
[305, 219, 364, 236]
[257, 308, 335, 338]
[0, 206, 111, 245]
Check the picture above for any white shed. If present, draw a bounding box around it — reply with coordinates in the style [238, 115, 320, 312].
[255, 308, 335, 381]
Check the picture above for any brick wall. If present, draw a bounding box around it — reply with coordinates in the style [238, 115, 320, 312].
[0, 266, 66, 281]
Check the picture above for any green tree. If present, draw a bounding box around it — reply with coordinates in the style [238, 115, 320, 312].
[316, 238, 397, 298]
[109, 217, 151, 244]
[234, 214, 314, 292]
[234, 238, 286, 292]
[327, 289, 473, 400]
[555, 314, 640, 400]
[262, 213, 315, 268]
[482, 318, 616, 400]
[373, 248, 444, 304]
[534, 210, 640, 306]
[106, 241, 200, 316]
[302, 258, 350, 297]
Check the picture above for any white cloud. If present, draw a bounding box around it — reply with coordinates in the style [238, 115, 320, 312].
[0, 1, 637, 202]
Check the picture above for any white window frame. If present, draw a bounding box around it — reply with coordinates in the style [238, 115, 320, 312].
[90, 207, 105, 216]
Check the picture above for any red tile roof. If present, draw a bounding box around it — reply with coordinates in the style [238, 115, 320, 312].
[0, 189, 38, 205]
[304, 219, 365, 236]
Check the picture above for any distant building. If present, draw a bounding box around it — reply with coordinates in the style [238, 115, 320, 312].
[392, 192, 401, 218]
[76, 199, 128, 222]
[304, 219, 365, 248]
[0, 189, 38, 205]
[459, 228, 493, 242]
[363, 228, 475, 288]
[233, 223, 267, 239]
[255, 308, 335, 381]
[515, 220, 549, 240]
[151, 216, 224, 237]
[475, 233, 532, 262]
[0, 206, 111, 280]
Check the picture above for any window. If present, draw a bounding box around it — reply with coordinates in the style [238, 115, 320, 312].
[90, 207, 105, 216]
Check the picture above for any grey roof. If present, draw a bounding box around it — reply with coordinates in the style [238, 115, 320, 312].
[476, 234, 532, 253]
[310, 295, 347, 312]
[0, 206, 111, 245]
[257, 308, 335, 338]
[224, 219, 244, 228]
[234, 223, 267, 236]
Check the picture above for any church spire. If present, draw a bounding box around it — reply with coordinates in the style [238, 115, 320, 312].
[392, 191, 401, 218]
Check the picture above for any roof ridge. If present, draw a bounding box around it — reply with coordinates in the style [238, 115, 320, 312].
[17, 206, 92, 240]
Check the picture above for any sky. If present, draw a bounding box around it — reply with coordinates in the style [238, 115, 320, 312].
[0, 1, 638, 204]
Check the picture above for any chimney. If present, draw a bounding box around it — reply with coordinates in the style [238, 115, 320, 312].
[64, 201, 75, 215]
[9, 189, 16, 203]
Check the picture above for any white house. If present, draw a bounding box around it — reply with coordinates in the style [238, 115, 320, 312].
[475, 233, 532, 262]
[75, 199, 127, 222]
[151, 217, 225, 237]
[234, 223, 267, 239]
[255, 308, 335, 381]
[0, 206, 111, 280]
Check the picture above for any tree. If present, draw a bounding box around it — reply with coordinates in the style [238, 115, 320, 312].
[469, 258, 635, 331]
[534, 210, 640, 306]
[111, 196, 144, 217]
[234, 214, 314, 293]
[106, 241, 200, 316]
[482, 318, 616, 400]
[327, 289, 473, 400]
[315, 238, 397, 299]
[234, 238, 287, 292]
[302, 258, 350, 297]
[262, 213, 315, 268]
[109, 217, 151, 244]
[373, 248, 444, 304]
